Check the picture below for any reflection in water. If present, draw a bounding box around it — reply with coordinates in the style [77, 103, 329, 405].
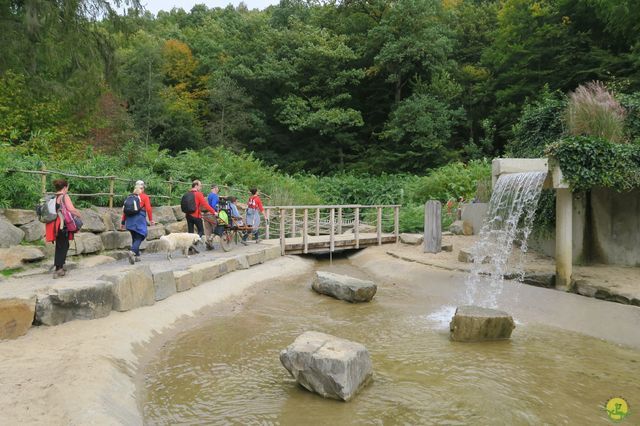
[141, 260, 640, 425]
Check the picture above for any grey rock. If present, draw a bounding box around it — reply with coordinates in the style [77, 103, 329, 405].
[100, 231, 132, 250]
[71, 232, 104, 255]
[172, 205, 185, 221]
[152, 270, 177, 301]
[35, 281, 114, 326]
[263, 245, 281, 261]
[280, 331, 373, 401]
[522, 273, 555, 288]
[153, 206, 176, 224]
[174, 270, 193, 292]
[246, 250, 265, 266]
[400, 233, 423, 245]
[449, 306, 515, 342]
[20, 221, 45, 242]
[235, 255, 250, 270]
[457, 249, 490, 264]
[140, 239, 164, 253]
[574, 280, 597, 297]
[2, 209, 37, 225]
[165, 221, 187, 233]
[0, 215, 25, 248]
[312, 271, 377, 303]
[449, 220, 473, 236]
[78, 209, 106, 233]
[0, 246, 45, 270]
[99, 265, 155, 311]
[146, 224, 166, 240]
[441, 244, 453, 252]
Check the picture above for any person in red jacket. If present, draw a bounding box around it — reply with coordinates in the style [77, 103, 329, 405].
[45, 179, 82, 278]
[186, 180, 216, 237]
[135, 180, 155, 225]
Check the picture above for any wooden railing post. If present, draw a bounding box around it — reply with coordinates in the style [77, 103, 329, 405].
[108, 177, 115, 208]
[394, 206, 400, 243]
[167, 177, 173, 206]
[315, 208, 320, 236]
[354, 206, 360, 249]
[303, 208, 309, 254]
[424, 201, 442, 253]
[291, 208, 297, 238]
[40, 164, 47, 197]
[377, 207, 382, 246]
[337, 207, 343, 234]
[265, 207, 270, 240]
[330, 208, 335, 253]
[280, 208, 286, 255]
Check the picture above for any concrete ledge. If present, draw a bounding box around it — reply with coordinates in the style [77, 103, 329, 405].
[35, 282, 114, 326]
[152, 271, 177, 301]
[174, 270, 193, 292]
[0, 297, 36, 340]
[99, 266, 155, 312]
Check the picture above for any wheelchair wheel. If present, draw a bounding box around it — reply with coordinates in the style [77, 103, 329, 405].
[219, 230, 233, 252]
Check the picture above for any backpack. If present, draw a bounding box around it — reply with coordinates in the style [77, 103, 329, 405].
[123, 194, 141, 217]
[181, 191, 197, 214]
[218, 209, 229, 225]
[36, 195, 58, 223]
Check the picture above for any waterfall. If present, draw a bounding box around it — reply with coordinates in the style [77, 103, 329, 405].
[465, 171, 547, 306]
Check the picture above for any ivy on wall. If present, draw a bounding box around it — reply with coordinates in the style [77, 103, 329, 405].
[546, 136, 640, 192]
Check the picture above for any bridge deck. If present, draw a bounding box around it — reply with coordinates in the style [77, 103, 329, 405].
[266, 232, 398, 254]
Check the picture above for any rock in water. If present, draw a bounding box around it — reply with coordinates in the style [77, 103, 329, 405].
[280, 331, 373, 401]
[449, 305, 515, 342]
[312, 271, 377, 303]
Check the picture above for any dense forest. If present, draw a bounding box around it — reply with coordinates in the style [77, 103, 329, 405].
[2, 0, 639, 176]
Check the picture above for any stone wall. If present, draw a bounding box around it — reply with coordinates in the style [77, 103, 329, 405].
[0, 206, 189, 272]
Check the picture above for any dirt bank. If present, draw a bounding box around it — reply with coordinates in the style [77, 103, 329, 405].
[0, 256, 314, 425]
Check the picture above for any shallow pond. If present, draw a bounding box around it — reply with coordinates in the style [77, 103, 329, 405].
[140, 256, 640, 425]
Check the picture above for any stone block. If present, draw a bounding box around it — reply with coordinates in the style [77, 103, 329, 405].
[99, 265, 155, 312]
[165, 221, 187, 234]
[146, 224, 166, 240]
[35, 281, 114, 326]
[0, 297, 36, 340]
[153, 206, 177, 224]
[20, 221, 45, 242]
[71, 232, 104, 255]
[312, 271, 377, 303]
[246, 250, 266, 266]
[449, 306, 515, 342]
[172, 205, 185, 221]
[92, 207, 122, 232]
[0, 215, 25, 248]
[174, 270, 193, 292]
[263, 245, 282, 261]
[280, 331, 373, 401]
[100, 231, 132, 250]
[449, 220, 473, 236]
[400, 233, 423, 245]
[0, 246, 45, 270]
[457, 249, 489, 263]
[461, 203, 489, 236]
[441, 244, 453, 252]
[77, 255, 116, 268]
[574, 280, 598, 298]
[78, 209, 106, 233]
[235, 255, 250, 270]
[152, 270, 177, 301]
[189, 261, 222, 286]
[140, 239, 165, 253]
[522, 273, 555, 288]
[2, 209, 37, 225]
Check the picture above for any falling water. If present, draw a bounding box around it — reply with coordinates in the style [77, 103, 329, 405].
[465, 171, 547, 306]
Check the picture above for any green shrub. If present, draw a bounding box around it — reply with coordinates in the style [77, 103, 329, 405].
[407, 159, 491, 203]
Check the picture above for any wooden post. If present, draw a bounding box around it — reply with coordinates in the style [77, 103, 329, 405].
[315, 208, 320, 236]
[303, 208, 309, 254]
[265, 207, 270, 240]
[330, 208, 335, 253]
[280, 208, 286, 255]
[40, 164, 47, 197]
[108, 177, 115, 208]
[337, 207, 343, 234]
[424, 200, 442, 253]
[291, 208, 297, 238]
[376, 207, 382, 245]
[394, 206, 400, 243]
[168, 178, 173, 206]
[354, 207, 360, 249]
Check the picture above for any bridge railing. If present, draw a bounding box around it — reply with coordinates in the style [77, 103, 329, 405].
[264, 205, 401, 255]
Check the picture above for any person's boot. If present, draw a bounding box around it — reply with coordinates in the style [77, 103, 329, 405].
[53, 268, 66, 279]
[127, 250, 135, 265]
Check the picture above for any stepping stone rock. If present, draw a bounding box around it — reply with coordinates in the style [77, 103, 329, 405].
[99, 265, 155, 311]
[79, 209, 106, 233]
[1, 209, 37, 226]
[153, 206, 177, 224]
[280, 331, 373, 402]
[174, 270, 193, 292]
[35, 281, 114, 326]
[400, 233, 423, 245]
[172, 205, 186, 221]
[312, 271, 377, 303]
[458, 249, 490, 263]
[0, 246, 45, 270]
[71, 232, 104, 255]
[0, 215, 25, 248]
[152, 270, 177, 301]
[20, 220, 45, 242]
[0, 297, 36, 340]
[165, 221, 187, 234]
[449, 220, 473, 236]
[100, 231, 132, 250]
[146, 224, 166, 240]
[449, 306, 515, 342]
[441, 244, 453, 252]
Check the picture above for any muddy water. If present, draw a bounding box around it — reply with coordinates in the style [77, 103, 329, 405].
[141, 258, 640, 425]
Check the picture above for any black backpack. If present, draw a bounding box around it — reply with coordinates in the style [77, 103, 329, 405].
[181, 191, 197, 214]
[123, 194, 141, 217]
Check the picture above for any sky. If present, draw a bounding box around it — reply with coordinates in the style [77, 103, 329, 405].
[142, 0, 279, 14]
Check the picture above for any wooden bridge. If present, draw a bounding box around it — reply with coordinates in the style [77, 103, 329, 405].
[262, 205, 401, 255]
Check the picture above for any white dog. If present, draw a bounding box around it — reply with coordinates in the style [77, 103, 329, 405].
[160, 233, 203, 260]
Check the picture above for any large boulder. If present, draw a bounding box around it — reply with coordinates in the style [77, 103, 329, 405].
[0, 297, 36, 340]
[99, 265, 155, 312]
[151, 271, 177, 301]
[449, 306, 515, 342]
[312, 271, 377, 303]
[2, 209, 37, 226]
[35, 281, 114, 326]
[146, 224, 166, 240]
[20, 221, 45, 242]
[165, 221, 187, 234]
[0, 246, 45, 270]
[70, 232, 104, 255]
[78, 209, 106, 233]
[0, 216, 25, 248]
[400, 233, 423, 245]
[100, 231, 132, 250]
[280, 331, 373, 401]
[172, 205, 186, 221]
[92, 207, 121, 231]
[153, 206, 177, 224]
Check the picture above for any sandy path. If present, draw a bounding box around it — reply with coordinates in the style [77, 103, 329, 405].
[0, 256, 314, 426]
